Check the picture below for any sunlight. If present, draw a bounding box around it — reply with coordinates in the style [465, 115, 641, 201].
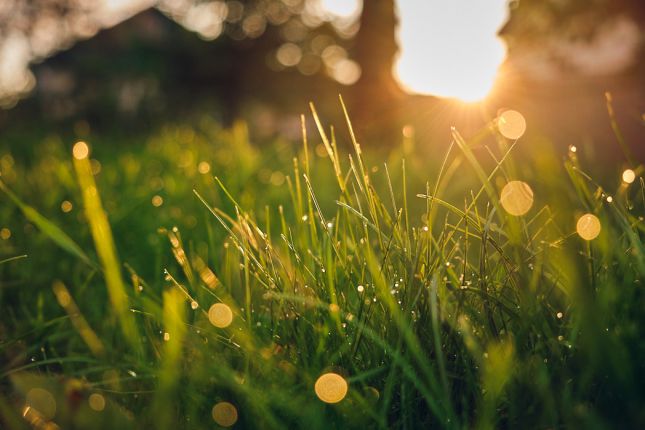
[395, 0, 508, 102]
[320, 0, 361, 18]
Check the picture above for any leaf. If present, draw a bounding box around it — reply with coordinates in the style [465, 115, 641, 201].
[0, 180, 95, 268]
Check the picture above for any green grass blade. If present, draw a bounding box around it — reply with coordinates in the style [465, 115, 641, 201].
[0, 180, 95, 268]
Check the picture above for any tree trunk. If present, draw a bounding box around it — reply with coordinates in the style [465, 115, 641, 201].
[351, 0, 404, 128]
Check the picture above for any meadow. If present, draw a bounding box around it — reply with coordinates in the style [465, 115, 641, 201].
[0, 100, 643, 429]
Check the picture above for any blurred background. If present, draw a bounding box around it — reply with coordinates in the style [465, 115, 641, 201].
[0, 0, 643, 160]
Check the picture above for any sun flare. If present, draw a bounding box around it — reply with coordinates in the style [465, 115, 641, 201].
[395, 0, 508, 102]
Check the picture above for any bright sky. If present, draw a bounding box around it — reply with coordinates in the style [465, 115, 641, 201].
[320, 0, 361, 19]
[394, 0, 509, 102]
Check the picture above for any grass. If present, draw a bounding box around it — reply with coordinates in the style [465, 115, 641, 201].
[0, 98, 644, 429]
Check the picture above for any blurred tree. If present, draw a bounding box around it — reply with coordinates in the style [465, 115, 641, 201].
[351, 0, 403, 123]
[4, 0, 644, 107]
[493, 0, 645, 161]
[0, 1, 368, 109]
[499, 0, 645, 80]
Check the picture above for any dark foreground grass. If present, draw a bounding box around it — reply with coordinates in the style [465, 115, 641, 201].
[1, 100, 644, 429]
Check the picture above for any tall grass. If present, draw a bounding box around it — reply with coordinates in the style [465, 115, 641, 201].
[0, 99, 643, 429]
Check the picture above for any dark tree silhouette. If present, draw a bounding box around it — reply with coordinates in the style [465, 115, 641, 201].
[349, 0, 404, 136]
[353, 2, 402, 98]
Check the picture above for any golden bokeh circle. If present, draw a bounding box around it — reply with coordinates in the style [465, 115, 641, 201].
[26, 388, 57, 420]
[622, 169, 636, 184]
[208, 303, 233, 328]
[73, 141, 90, 160]
[500, 181, 534, 216]
[576, 213, 601, 241]
[198, 161, 211, 174]
[365, 386, 380, 403]
[61, 200, 73, 213]
[88, 393, 106, 412]
[498, 110, 526, 140]
[314, 372, 348, 404]
[212, 401, 238, 427]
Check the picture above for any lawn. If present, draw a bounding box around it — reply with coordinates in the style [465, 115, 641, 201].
[1, 102, 643, 429]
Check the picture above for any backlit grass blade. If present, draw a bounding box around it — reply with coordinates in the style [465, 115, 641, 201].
[52, 280, 105, 357]
[72, 141, 140, 353]
[0, 254, 28, 265]
[605, 92, 635, 165]
[151, 288, 186, 430]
